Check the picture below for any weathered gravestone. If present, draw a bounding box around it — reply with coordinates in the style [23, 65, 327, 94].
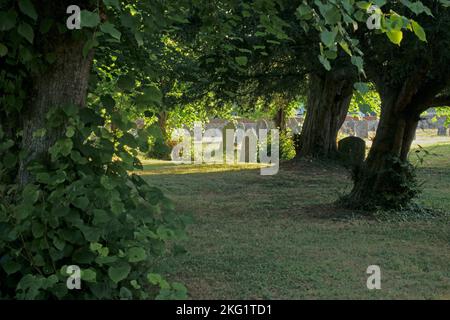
[236, 122, 253, 163]
[437, 126, 448, 136]
[256, 119, 268, 138]
[367, 120, 379, 132]
[437, 117, 448, 136]
[239, 129, 258, 163]
[341, 120, 355, 136]
[222, 121, 237, 163]
[338, 136, 366, 168]
[287, 117, 302, 134]
[355, 121, 369, 139]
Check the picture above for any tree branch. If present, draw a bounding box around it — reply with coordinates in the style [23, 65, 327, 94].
[428, 95, 450, 108]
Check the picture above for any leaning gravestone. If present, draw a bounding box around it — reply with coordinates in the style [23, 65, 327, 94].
[338, 136, 366, 168]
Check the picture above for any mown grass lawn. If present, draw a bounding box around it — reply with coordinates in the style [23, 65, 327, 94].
[140, 143, 450, 300]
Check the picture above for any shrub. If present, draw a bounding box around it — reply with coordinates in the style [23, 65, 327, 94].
[146, 125, 172, 160]
[279, 130, 296, 160]
[0, 105, 190, 299]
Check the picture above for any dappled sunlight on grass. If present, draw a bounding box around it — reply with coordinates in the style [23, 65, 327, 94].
[410, 143, 450, 168]
[411, 143, 450, 210]
[139, 144, 450, 299]
[138, 159, 270, 175]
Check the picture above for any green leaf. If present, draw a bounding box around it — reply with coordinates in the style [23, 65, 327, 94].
[32, 221, 45, 238]
[135, 85, 162, 106]
[108, 264, 131, 283]
[354, 82, 370, 94]
[79, 225, 101, 242]
[83, 38, 98, 58]
[100, 95, 116, 110]
[92, 209, 109, 225]
[351, 56, 364, 73]
[0, 11, 17, 31]
[339, 41, 352, 56]
[23, 185, 40, 205]
[318, 55, 331, 71]
[119, 286, 132, 299]
[18, 22, 34, 43]
[235, 56, 248, 66]
[73, 196, 89, 210]
[130, 280, 141, 289]
[411, 20, 427, 42]
[103, 0, 120, 9]
[81, 269, 97, 282]
[117, 75, 135, 91]
[53, 237, 65, 250]
[1, 259, 21, 275]
[66, 126, 75, 138]
[100, 22, 121, 40]
[127, 247, 147, 263]
[19, 0, 38, 21]
[80, 10, 100, 28]
[147, 273, 170, 289]
[100, 175, 115, 190]
[320, 29, 337, 48]
[0, 43, 8, 57]
[16, 204, 32, 220]
[134, 32, 144, 46]
[386, 29, 403, 45]
[60, 138, 73, 156]
[3, 152, 16, 169]
[110, 200, 124, 214]
[32, 128, 46, 138]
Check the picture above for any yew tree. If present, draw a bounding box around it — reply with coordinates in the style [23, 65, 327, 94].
[345, 1, 450, 209]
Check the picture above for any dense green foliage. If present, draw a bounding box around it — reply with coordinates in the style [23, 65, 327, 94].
[0, 105, 190, 299]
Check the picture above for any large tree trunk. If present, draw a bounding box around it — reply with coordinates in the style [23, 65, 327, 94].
[273, 95, 289, 132]
[296, 71, 354, 158]
[345, 90, 422, 209]
[18, 39, 94, 185]
[157, 111, 169, 142]
[274, 107, 286, 132]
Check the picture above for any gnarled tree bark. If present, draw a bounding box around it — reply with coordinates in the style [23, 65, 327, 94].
[18, 39, 94, 185]
[296, 70, 354, 158]
[345, 68, 443, 209]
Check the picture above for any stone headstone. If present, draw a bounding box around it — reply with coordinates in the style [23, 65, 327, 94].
[239, 129, 258, 163]
[354, 121, 369, 139]
[436, 117, 447, 135]
[367, 120, 379, 132]
[437, 126, 448, 136]
[341, 120, 356, 136]
[236, 121, 246, 132]
[338, 136, 366, 168]
[222, 121, 237, 162]
[287, 118, 302, 134]
[256, 119, 268, 135]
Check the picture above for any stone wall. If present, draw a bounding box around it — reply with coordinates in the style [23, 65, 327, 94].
[202, 114, 448, 140]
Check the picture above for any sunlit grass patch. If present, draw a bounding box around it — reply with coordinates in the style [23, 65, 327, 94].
[138, 159, 270, 175]
[141, 144, 450, 299]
